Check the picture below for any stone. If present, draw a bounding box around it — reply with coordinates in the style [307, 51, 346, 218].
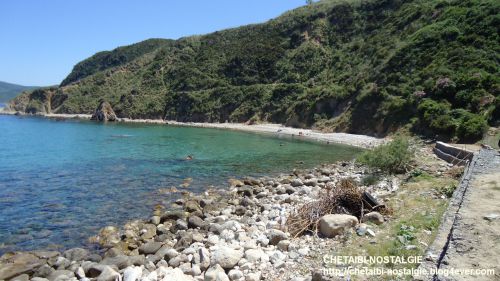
[319, 214, 358, 238]
[191, 264, 202, 276]
[244, 249, 266, 263]
[104, 248, 123, 258]
[366, 228, 376, 237]
[88, 253, 103, 263]
[194, 248, 210, 271]
[161, 210, 187, 222]
[179, 262, 193, 275]
[188, 216, 205, 229]
[298, 247, 309, 256]
[101, 255, 131, 270]
[228, 269, 244, 280]
[240, 198, 255, 207]
[35, 264, 54, 278]
[266, 229, 288, 245]
[174, 233, 193, 251]
[151, 216, 161, 225]
[168, 254, 188, 267]
[128, 255, 146, 266]
[290, 179, 303, 187]
[484, 213, 500, 221]
[211, 246, 244, 269]
[139, 241, 163, 255]
[229, 179, 245, 187]
[31, 278, 50, 281]
[304, 179, 317, 186]
[75, 267, 85, 279]
[361, 212, 384, 225]
[204, 264, 229, 281]
[97, 226, 121, 248]
[33, 251, 60, 259]
[96, 266, 121, 281]
[85, 264, 108, 278]
[185, 201, 202, 213]
[123, 266, 142, 281]
[175, 219, 189, 231]
[269, 251, 286, 264]
[157, 247, 179, 260]
[277, 240, 290, 251]
[237, 186, 253, 197]
[91, 101, 117, 122]
[54, 256, 70, 269]
[285, 186, 297, 194]
[47, 270, 75, 281]
[245, 272, 261, 281]
[63, 248, 89, 261]
[140, 224, 157, 239]
[234, 206, 246, 216]
[356, 223, 368, 236]
[161, 268, 194, 281]
[0, 259, 44, 280]
[9, 274, 29, 281]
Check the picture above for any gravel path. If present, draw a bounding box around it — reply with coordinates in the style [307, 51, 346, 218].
[418, 149, 500, 280]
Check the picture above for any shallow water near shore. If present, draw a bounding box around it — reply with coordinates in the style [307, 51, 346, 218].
[0, 115, 361, 254]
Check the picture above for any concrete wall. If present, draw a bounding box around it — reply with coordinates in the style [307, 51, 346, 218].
[433, 142, 474, 166]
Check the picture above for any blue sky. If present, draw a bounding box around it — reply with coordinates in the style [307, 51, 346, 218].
[0, 0, 306, 86]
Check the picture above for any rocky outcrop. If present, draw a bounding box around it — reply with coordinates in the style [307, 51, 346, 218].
[91, 101, 117, 122]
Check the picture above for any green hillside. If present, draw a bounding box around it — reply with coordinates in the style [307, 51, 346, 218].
[10, 0, 499, 142]
[0, 81, 38, 103]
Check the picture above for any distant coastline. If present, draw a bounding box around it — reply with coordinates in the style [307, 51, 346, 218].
[0, 111, 385, 149]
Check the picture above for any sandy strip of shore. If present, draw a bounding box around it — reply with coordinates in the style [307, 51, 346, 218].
[0, 111, 385, 148]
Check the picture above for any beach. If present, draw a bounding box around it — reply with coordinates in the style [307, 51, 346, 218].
[0, 111, 385, 149]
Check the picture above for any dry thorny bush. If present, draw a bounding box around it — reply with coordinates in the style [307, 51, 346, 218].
[287, 178, 391, 237]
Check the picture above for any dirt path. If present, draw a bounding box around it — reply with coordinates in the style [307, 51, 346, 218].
[418, 149, 500, 280]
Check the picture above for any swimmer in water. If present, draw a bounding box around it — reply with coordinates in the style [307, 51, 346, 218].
[186, 155, 193, 160]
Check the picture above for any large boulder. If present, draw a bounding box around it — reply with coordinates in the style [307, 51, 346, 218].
[319, 214, 358, 238]
[91, 101, 117, 122]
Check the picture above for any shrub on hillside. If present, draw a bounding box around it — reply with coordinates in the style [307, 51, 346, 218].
[358, 137, 414, 174]
[456, 114, 488, 141]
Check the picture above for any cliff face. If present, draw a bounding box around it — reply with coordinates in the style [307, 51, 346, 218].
[11, 0, 499, 141]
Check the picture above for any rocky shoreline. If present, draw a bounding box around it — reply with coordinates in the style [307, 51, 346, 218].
[0, 159, 404, 281]
[0, 111, 384, 149]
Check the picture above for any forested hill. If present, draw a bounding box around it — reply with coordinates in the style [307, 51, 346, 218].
[10, 0, 499, 142]
[0, 81, 38, 103]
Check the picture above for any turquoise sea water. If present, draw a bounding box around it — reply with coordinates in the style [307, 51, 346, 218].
[0, 115, 361, 254]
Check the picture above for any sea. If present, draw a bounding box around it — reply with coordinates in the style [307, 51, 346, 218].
[0, 115, 361, 254]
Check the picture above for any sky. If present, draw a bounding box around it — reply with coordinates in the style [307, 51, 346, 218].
[0, 0, 306, 86]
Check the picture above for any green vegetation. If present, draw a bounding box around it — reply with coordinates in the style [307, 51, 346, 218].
[0, 81, 39, 103]
[11, 0, 499, 142]
[358, 137, 414, 173]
